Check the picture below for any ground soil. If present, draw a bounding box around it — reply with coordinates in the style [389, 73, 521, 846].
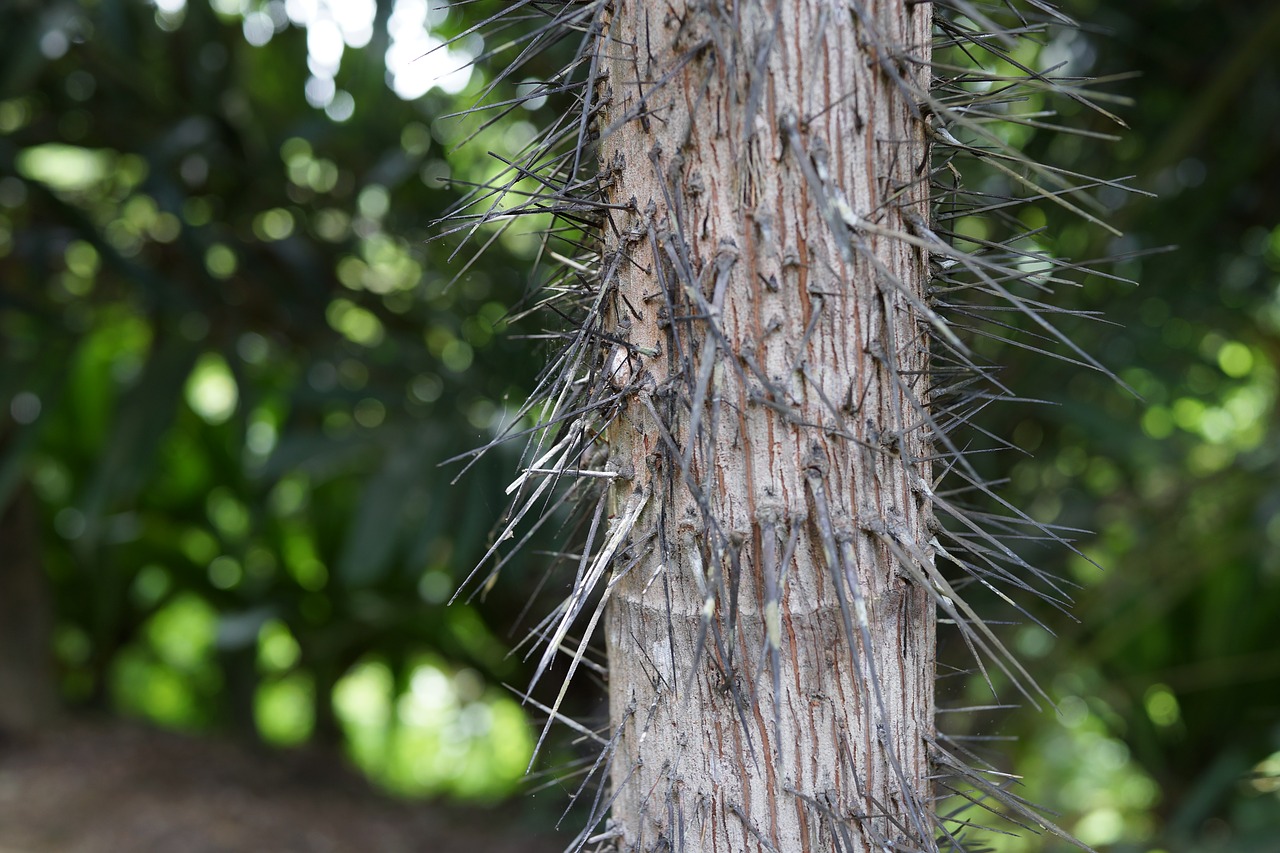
[0, 720, 572, 853]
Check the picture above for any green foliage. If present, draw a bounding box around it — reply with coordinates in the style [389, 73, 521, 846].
[940, 2, 1280, 849]
[333, 654, 533, 799]
[0, 0, 569, 800]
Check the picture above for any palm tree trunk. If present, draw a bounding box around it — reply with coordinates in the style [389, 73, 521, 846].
[598, 1, 937, 849]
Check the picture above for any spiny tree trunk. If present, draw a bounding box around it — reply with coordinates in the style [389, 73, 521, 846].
[446, 1, 1131, 850]
[597, 2, 935, 849]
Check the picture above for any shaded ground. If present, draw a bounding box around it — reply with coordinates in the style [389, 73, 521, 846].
[0, 720, 571, 853]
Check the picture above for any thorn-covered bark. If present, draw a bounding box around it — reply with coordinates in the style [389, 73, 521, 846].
[596, 3, 936, 850]
[440, 1, 1134, 849]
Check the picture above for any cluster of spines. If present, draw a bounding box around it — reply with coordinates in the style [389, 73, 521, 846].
[436, 1, 1139, 850]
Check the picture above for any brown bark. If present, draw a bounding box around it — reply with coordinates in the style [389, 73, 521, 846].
[598, 1, 935, 850]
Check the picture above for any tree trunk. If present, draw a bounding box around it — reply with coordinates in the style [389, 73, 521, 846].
[598, 2, 935, 850]
[0, 482, 60, 734]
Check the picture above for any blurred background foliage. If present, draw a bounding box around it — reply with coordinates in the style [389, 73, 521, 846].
[0, 0, 573, 802]
[0, 0, 1278, 849]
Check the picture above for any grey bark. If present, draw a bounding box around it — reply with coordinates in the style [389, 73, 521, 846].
[597, 2, 937, 850]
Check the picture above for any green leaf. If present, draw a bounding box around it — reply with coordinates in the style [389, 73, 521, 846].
[334, 433, 434, 587]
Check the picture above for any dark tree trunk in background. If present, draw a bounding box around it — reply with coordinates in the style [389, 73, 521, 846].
[0, 481, 59, 733]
